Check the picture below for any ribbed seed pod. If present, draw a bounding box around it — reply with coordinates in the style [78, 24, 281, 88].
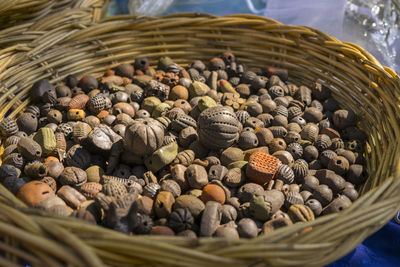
[286, 143, 303, 160]
[65, 145, 91, 169]
[198, 106, 240, 149]
[77, 181, 101, 199]
[275, 164, 295, 184]
[288, 204, 315, 222]
[268, 85, 285, 99]
[40, 176, 57, 192]
[2, 144, 18, 159]
[268, 126, 287, 139]
[87, 95, 106, 114]
[235, 110, 250, 125]
[331, 138, 345, 150]
[4, 135, 20, 147]
[24, 163, 47, 179]
[292, 159, 308, 183]
[102, 180, 128, 197]
[162, 135, 178, 146]
[287, 106, 303, 120]
[25, 105, 41, 117]
[68, 94, 89, 110]
[72, 122, 92, 143]
[59, 166, 87, 187]
[271, 105, 288, 117]
[170, 114, 197, 132]
[143, 183, 161, 199]
[33, 127, 56, 156]
[173, 150, 195, 166]
[284, 191, 304, 209]
[169, 208, 194, 232]
[0, 118, 18, 137]
[315, 134, 332, 151]
[320, 150, 337, 167]
[2, 153, 25, 169]
[55, 132, 67, 154]
[300, 123, 319, 142]
[160, 179, 181, 198]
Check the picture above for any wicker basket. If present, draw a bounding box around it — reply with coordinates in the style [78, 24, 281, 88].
[0, 0, 108, 31]
[0, 13, 400, 267]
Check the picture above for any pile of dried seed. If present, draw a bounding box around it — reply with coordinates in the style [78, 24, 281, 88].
[0, 52, 368, 238]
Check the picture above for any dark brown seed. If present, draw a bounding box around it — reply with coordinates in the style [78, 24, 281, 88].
[328, 156, 349, 175]
[322, 195, 352, 215]
[312, 184, 333, 207]
[237, 218, 258, 238]
[305, 199, 323, 216]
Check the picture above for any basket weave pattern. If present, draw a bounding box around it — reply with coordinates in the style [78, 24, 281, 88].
[0, 13, 400, 266]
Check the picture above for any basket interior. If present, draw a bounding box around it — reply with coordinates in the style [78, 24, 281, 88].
[0, 13, 400, 266]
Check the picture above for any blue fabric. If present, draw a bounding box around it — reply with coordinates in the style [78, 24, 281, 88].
[328, 217, 400, 267]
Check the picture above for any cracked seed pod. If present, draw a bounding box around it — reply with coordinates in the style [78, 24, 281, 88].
[78, 182, 103, 199]
[144, 80, 170, 101]
[0, 118, 18, 137]
[102, 180, 128, 197]
[287, 106, 303, 120]
[72, 122, 92, 143]
[65, 145, 91, 170]
[300, 123, 319, 143]
[173, 150, 195, 166]
[292, 159, 308, 183]
[125, 118, 165, 156]
[275, 164, 295, 184]
[198, 106, 239, 150]
[246, 152, 280, 185]
[17, 137, 42, 160]
[288, 204, 315, 222]
[143, 183, 161, 199]
[224, 167, 245, 188]
[59, 166, 87, 187]
[170, 114, 197, 133]
[286, 142, 303, 160]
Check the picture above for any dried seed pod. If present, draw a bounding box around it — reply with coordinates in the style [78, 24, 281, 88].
[174, 195, 205, 218]
[65, 145, 91, 169]
[292, 159, 308, 183]
[155, 191, 175, 218]
[17, 137, 42, 160]
[173, 150, 195, 166]
[198, 106, 239, 150]
[59, 166, 87, 187]
[332, 109, 357, 130]
[17, 181, 54, 207]
[284, 191, 304, 209]
[102, 180, 128, 197]
[143, 80, 170, 101]
[125, 118, 165, 156]
[286, 142, 303, 160]
[56, 123, 73, 138]
[300, 123, 319, 142]
[268, 138, 287, 154]
[320, 150, 337, 168]
[237, 218, 258, 238]
[284, 131, 301, 144]
[78, 75, 98, 93]
[200, 201, 222, 237]
[249, 194, 271, 221]
[169, 208, 194, 232]
[160, 179, 181, 198]
[315, 134, 332, 152]
[68, 94, 89, 110]
[185, 164, 208, 189]
[0, 164, 20, 182]
[17, 113, 38, 135]
[331, 138, 345, 150]
[302, 175, 319, 192]
[303, 145, 319, 162]
[4, 135, 21, 147]
[142, 183, 161, 199]
[57, 185, 87, 209]
[33, 127, 56, 156]
[346, 164, 368, 186]
[170, 114, 197, 133]
[328, 156, 349, 175]
[24, 163, 47, 179]
[237, 183, 264, 203]
[0, 117, 18, 137]
[288, 204, 315, 223]
[87, 94, 106, 114]
[275, 164, 295, 184]
[238, 131, 258, 150]
[303, 107, 323, 123]
[322, 195, 352, 215]
[2, 153, 25, 170]
[223, 167, 245, 188]
[207, 165, 227, 182]
[40, 176, 57, 192]
[235, 110, 251, 125]
[255, 127, 274, 146]
[262, 217, 293, 234]
[312, 184, 333, 206]
[79, 182, 103, 199]
[246, 152, 280, 185]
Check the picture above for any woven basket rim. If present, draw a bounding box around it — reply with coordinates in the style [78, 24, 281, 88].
[0, 12, 399, 267]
